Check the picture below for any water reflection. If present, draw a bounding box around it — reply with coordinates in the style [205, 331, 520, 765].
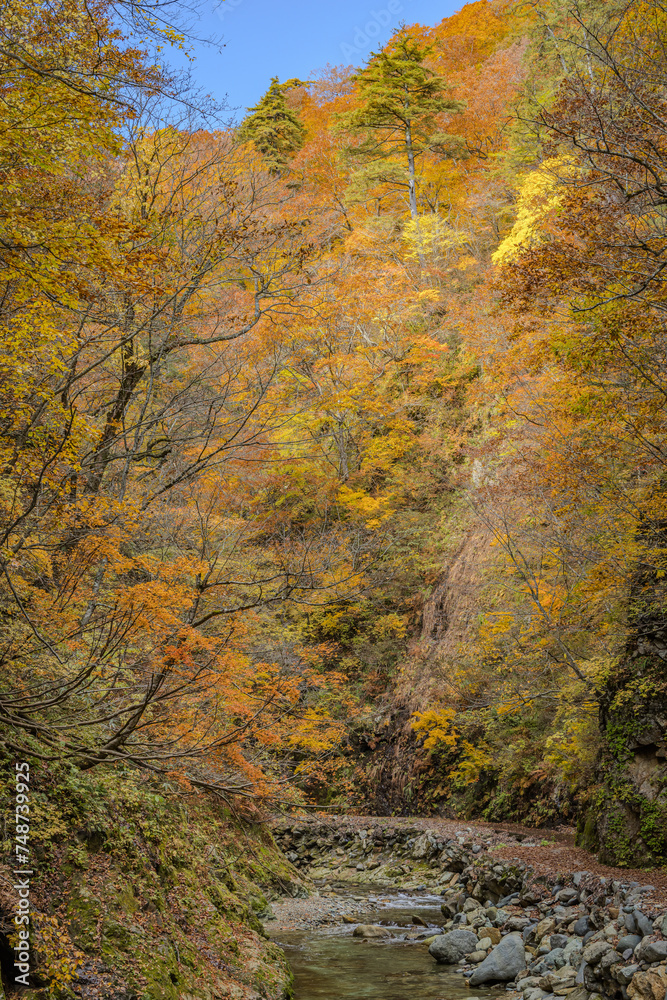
[270, 894, 505, 1000]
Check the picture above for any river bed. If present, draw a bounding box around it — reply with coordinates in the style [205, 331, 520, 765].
[268, 891, 507, 1000]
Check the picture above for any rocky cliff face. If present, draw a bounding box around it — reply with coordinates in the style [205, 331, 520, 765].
[591, 534, 667, 868]
[595, 661, 667, 868]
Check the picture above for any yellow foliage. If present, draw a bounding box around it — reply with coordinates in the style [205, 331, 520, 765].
[493, 157, 574, 264]
[411, 707, 458, 750]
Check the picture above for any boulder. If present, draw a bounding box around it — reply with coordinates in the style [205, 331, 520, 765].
[536, 918, 557, 942]
[411, 834, 434, 860]
[429, 929, 478, 964]
[517, 976, 544, 991]
[615, 964, 639, 986]
[352, 925, 391, 938]
[635, 911, 654, 937]
[627, 969, 667, 1000]
[524, 989, 548, 1000]
[583, 940, 613, 966]
[550, 934, 568, 950]
[598, 950, 623, 974]
[507, 916, 532, 931]
[618, 934, 642, 952]
[542, 966, 578, 996]
[638, 940, 667, 963]
[542, 947, 566, 969]
[486, 927, 502, 945]
[469, 932, 526, 986]
[574, 917, 590, 937]
[564, 938, 583, 961]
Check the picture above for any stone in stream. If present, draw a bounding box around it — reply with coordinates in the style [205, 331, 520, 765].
[429, 929, 479, 964]
[468, 932, 526, 986]
[411, 914, 428, 927]
[353, 924, 392, 938]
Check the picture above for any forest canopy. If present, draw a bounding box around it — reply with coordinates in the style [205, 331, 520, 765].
[1, 0, 666, 872]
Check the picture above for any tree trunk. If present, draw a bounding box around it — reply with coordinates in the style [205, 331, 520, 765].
[405, 123, 418, 220]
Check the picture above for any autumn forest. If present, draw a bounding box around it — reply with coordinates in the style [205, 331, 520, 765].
[2, 0, 667, 978]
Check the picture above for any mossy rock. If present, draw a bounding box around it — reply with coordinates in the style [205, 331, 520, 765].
[575, 812, 599, 852]
[66, 884, 102, 952]
[101, 917, 144, 954]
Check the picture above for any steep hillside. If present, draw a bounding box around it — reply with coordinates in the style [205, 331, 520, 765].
[0, 755, 299, 999]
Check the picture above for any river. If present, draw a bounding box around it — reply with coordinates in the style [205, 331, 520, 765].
[269, 891, 507, 1000]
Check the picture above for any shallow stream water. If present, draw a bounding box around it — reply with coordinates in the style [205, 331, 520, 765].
[270, 892, 506, 1000]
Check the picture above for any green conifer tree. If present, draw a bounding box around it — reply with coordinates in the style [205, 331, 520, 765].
[237, 77, 306, 175]
[337, 32, 463, 218]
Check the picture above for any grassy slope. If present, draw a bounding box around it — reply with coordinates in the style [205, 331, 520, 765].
[0, 755, 299, 1000]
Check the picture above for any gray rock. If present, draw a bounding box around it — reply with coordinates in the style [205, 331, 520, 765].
[617, 934, 641, 952]
[574, 917, 590, 937]
[429, 929, 479, 964]
[625, 913, 638, 933]
[542, 947, 566, 969]
[411, 833, 435, 859]
[582, 941, 613, 966]
[563, 939, 583, 964]
[661, 913, 667, 937]
[615, 964, 639, 986]
[507, 917, 531, 931]
[517, 976, 543, 990]
[550, 934, 568, 950]
[598, 950, 622, 974]
[638, 939, 667, 963]
[634, 910, 654, 937]
[469, 932, 526, 986]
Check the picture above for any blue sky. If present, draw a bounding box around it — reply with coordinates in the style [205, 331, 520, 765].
[170, 0, 464, 119]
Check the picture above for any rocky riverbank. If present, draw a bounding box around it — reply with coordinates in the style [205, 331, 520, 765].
[269, 817, 667, 1000]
